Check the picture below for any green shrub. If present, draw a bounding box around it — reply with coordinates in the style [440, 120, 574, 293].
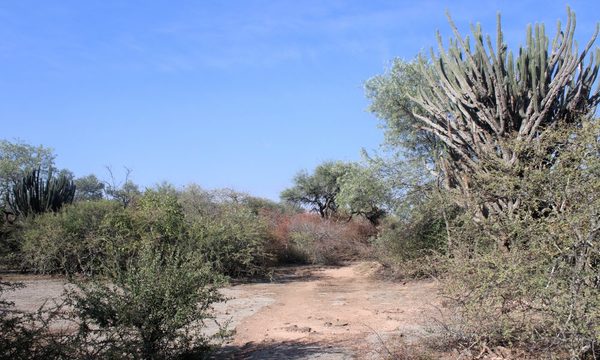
[190, 204, 272, 278]
[1, 246, 224, 359]
[374, 192, 456, 278]
[131, 190, 185, 243]
[21, 200, 121, 274]
[100, 190, 186, 251]
[19, 186, 288, 279]
[0, 215, 23, 270]
[440, 214, 600, 357]
[21, 191, 190, 275]
[66, 243, 224, 359]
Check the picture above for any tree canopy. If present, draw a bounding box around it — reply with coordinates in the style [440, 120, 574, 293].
[336, 164, 390, 225]
[74, 174, 105, 201]
[281, 161, 352, 218]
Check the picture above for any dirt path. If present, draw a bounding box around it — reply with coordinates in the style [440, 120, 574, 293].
[212, 262, 439, 358]
[3, 262, 440, 359]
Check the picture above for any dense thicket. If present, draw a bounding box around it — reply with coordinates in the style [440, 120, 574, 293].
[441, 123, 600, 356]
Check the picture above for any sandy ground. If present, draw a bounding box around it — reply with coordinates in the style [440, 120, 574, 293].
[2, 262, 441, 359]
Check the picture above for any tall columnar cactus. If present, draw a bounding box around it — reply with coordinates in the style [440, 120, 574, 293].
[10, 168, 76, 216]
[412, 9, 600, 215]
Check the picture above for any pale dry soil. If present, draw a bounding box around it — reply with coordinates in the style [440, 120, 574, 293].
[4, 262, 441, 359]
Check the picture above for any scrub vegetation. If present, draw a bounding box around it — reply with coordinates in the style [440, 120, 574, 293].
[1, 8, 599, 359]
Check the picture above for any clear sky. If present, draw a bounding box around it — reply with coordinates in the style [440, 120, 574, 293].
[1, 0, 598, 200]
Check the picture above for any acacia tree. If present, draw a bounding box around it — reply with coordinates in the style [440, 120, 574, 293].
[336, 164, 390, 225]
[74, 174, 105, 201]
[281, 161, 351, 218]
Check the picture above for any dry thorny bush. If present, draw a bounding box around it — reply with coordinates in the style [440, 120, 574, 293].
[431, 123, 600, 358]
[1, 243, 228, 360]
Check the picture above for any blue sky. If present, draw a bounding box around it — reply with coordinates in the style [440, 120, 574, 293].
[1, 0, 598, 200]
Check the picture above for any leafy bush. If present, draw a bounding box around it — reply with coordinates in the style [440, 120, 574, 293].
[178, 186, 281, 277]
[0, 245, 225, 359]
[189, 203, 272, 278]
[100, 190, 186, 250]
[21, 200, 121, 274]
[19, 186, 281, 279]
[0, 215, 23, 270]
[21, 191, 191, 275]
[131, 190, 185, 243]
[374, 192, 457, 278]
[66, 243, 224, 359]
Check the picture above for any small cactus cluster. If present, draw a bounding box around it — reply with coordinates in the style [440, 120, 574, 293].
[9, 167, 76, 216]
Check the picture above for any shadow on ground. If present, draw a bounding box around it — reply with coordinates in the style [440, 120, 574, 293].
[231, 264, 341, 285]
[210, 340, 352, 360]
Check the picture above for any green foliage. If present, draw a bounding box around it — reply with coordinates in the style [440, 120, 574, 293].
[21, 190, 189, 274]
[336, 164, 390, 225]
[9, 168, 76, 217]
[0, 215, 23, 269]
[132, 190, 185, 244]
[189, 203, 272, 278]
[177, 184, 218, 218]
[3, 189, 229, 358]
[65, 244, 223, 359]
[19, 185, 280, 278]
[177, 185, 297, 275]
[281, 161, 352, 218]
[0, 140, 55, 210]
[21, 200, 121, 274]
[377, 205, 444, 261]
[106, 175, 141, 208]
[374, 191, 455, 278]
[365, 58, 437, 160]
[2, 245, 225, 360]
[74, 174, 105, 201]
[241, 195, 284, 215]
